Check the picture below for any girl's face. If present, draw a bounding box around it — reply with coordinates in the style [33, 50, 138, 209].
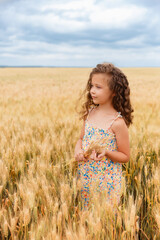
[90, 73, 115, 105]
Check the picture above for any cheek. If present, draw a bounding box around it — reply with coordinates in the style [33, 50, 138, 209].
[101, 90, 112, 100]
[99, 90, 106, 96]
[105, 89, 112, 96]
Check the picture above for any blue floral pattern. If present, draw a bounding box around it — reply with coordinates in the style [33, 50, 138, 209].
[77, 106, 123, 209]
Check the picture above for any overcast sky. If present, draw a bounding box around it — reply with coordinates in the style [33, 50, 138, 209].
[0, 0, 160, 67]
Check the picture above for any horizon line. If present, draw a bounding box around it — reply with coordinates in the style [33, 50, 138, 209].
[0, 65, 160, 68]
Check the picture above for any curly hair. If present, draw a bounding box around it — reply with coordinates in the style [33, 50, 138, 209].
[75, 62, 134, 128]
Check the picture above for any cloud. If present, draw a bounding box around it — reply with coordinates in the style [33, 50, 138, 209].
[0, 0, 160, 66]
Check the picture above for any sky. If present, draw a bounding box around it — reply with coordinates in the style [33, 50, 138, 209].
[0, 0, 160, 67]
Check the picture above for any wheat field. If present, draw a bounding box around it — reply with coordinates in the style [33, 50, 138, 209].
[0, 67, 160, 239]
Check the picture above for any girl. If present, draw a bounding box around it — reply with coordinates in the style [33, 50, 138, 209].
[74, 62, 134, 210]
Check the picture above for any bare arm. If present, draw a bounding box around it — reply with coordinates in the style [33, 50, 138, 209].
[105, 118, 130, 164]
[74, 139, 83, 153]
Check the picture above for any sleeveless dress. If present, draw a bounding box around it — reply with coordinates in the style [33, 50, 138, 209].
[77, 105, 123, 209]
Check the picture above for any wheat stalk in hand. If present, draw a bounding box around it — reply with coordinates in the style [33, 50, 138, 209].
[83, 138, 107, 160]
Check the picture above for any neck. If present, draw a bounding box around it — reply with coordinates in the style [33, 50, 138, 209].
[96, 102, 116, 115]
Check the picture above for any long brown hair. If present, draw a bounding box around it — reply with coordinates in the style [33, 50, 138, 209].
[75, 62, 134, 127]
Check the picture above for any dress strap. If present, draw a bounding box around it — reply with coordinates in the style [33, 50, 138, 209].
[108, 112, 123, 129]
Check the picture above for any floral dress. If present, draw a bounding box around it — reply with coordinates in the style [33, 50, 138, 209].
[77, 105, 123, 209]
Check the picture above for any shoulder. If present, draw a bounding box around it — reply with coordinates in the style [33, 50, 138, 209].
[112, 116, 128, 133]
[85, 106, 94, 120]
[86, 105, 97, 120]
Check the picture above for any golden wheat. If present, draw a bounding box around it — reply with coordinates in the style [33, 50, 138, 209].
[0, 67, 159, 239]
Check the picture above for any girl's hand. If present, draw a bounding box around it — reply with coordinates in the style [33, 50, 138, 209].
[74, 149, 87, 162]
[90, 149, 106, 161]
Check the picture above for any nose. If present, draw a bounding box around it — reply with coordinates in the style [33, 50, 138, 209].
[90, 88, 95, 95]
[91, 91, 95, 97]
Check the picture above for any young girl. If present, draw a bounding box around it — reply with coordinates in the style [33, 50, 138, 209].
[74, 62, 134, 210]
